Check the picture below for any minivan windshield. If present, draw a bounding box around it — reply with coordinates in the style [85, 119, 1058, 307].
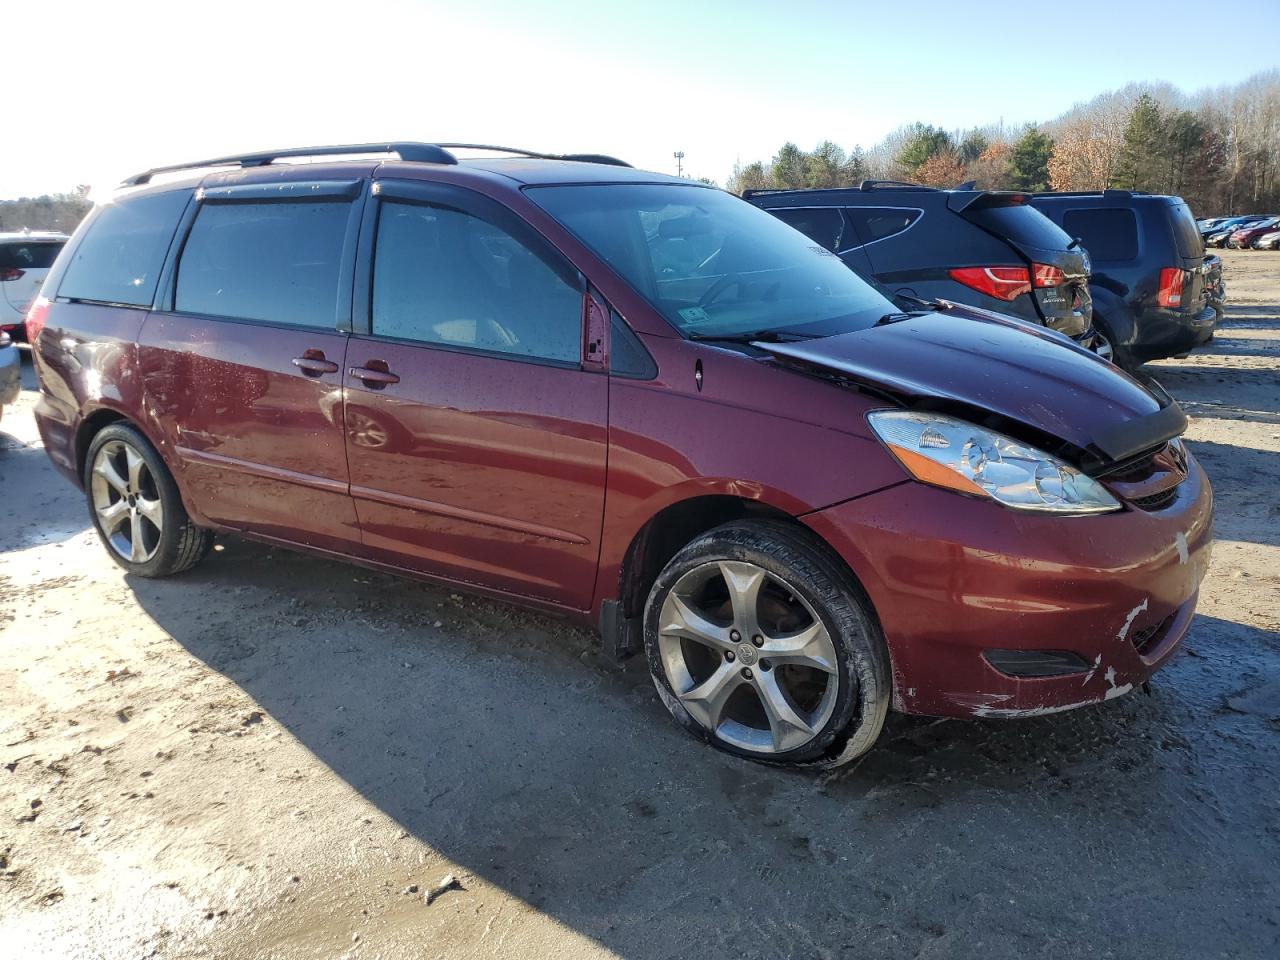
[529, 183, 896, 339]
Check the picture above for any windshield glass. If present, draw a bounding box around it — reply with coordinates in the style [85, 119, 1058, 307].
[528, 183, 895, 338]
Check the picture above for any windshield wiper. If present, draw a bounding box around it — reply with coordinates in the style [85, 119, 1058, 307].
[687, 329, 818, 345]
[875, 311, 921, 326]
[893, 293, 953, 312]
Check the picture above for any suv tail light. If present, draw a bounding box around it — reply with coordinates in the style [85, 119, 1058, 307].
[0, 267, 25, 282]
[1031, 263, 1064, 288]
[1157, 268, 1185, 308]
[948, 266, 1032, 301]
[25, 296, 50, 343]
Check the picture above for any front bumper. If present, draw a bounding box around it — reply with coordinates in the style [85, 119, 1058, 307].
[803, 457, 1213, 719]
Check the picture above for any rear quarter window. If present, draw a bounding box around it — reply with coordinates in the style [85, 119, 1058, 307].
[57, 190, 189, 306]
[0, 242, 63, 270]
[844, 207, 921, 244]
[1061, 208, 1139, 262]
[965, 204, 1072, 250]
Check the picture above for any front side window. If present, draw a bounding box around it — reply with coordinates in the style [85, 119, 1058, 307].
[175, 200, 350, 328]
[58, 190, 189, 306]
[530, 184, 894, 340]
[372, 199, 582, 363]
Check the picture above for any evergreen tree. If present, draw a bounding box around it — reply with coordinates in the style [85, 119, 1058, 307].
[772, 143, 807, 189]
[1114, 94, 1166, 191]
[1008, 125, 1055, 191]
[895, 123, 953, 174]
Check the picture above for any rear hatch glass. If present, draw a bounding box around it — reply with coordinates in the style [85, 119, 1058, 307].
[0, 241, 63, 269]
[1167, 201, 1204, 260]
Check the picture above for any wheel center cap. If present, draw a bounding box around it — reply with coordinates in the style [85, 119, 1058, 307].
[736, 643, 758, 666]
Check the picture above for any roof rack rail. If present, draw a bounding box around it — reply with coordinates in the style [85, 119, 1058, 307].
[741, 189, 791, 199]
[121, 142, 458, 186]
[858, 179, 936, 192]
[437, 144, 631, 167]
[1031, 189, 1140, 198]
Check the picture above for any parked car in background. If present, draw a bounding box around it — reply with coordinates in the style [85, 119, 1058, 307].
[1227, 216, 1280, 248]
[1200, 215, 1267, 241]
[29, 142, 1212, 768]
[0, 329, 20, 424]
[1252, 229, 1280, 250]
[745, 183, 1099, 353]
[1029, 190, 1216, 371]
[1, 232, 68, 342]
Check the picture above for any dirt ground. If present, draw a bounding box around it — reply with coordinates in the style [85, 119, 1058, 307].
[2, 250, 1278, 960]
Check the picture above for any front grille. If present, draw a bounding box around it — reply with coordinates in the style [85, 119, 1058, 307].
[1131, 487, 1179, 511]
[1104, 453, 1159, 483]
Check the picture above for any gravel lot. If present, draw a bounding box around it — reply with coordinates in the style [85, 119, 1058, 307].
[2, 250, 1277, 960]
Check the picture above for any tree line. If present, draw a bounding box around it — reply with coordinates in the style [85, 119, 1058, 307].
[0, 186, 92, 234]
[726, 70, 1280, 215]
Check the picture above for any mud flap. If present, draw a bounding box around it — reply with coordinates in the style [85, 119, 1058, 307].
[599, 599, 642, 661]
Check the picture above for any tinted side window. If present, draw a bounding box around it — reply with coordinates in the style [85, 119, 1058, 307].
[845, 207, 921, 244]
[0, 242, 63, 270]
[175, 200, 350, 327]
[610, 312, 656, 379]
[1061, 208, 1139, 261]
[769, 207, 845, 251]
[58, 191, 189, 306]
[372, 199, 582, 363]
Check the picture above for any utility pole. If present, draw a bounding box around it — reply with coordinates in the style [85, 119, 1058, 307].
[674, 151, 685, 177]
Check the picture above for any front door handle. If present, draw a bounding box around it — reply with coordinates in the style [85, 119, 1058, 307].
[292, 350, 339, 376]
[348, 364, 400, 386]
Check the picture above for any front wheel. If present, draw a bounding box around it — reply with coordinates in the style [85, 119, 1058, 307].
[643, 520, 890, 768]
[84, 423, 212, 577]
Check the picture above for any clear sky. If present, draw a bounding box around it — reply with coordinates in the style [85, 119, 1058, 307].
[6, 0, 1278, 199]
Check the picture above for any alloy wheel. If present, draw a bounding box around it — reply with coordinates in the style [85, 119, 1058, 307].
[90, 440, 164, 563]
[657, 560, 841, 755]
[1093, 332, 1115, 364]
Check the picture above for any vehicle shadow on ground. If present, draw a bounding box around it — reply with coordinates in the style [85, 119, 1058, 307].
[1182, 439, 1280, 549]
[119, 533, 1273, 958]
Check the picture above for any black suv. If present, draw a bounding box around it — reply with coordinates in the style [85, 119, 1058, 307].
[1029, 190, 1215, 371]
[747, 183, 1095, 348]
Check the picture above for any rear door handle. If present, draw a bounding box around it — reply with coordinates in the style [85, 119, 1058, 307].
[348, 365, 400, 386]
[292, 354, 340, 376]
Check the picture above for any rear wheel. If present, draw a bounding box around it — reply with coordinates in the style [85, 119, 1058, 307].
[643, 520, 890, 768]
[84, 423, 211, 577]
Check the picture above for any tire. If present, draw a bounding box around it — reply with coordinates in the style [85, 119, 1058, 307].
[83, 422, 212, 577]
[643, 519, 890, 768]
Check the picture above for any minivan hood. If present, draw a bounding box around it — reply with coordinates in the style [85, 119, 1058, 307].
[763, 307, 1183, 466]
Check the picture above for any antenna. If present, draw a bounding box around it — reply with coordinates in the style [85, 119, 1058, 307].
[674, 151, 685, 177]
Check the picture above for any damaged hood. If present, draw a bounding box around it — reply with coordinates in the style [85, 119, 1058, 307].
[764, 308, 1184, 465]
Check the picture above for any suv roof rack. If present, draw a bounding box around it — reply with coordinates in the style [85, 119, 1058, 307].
[121, 141, 631, 186]
[1031, 189, 1141, 199]
[438, 144, 631, 167]
[122, 142, 458, 186]
[858, 179, 938, 192]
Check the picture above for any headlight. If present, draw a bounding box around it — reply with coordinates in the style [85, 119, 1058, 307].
[867, 410, 1121, 514]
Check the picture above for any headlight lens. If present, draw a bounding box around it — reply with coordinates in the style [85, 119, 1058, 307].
[867, 410, 1121, 514]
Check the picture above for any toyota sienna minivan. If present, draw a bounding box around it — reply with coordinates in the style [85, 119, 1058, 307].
[28, 143, 1212, 768]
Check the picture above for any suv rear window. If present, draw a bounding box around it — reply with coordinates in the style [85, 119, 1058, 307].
[0, 241, 63, 270]
[964, 204, 1072, 250]
[1061, 208, 1139, 262]
[175, 200, 350, 328]
[58, 191, 189, 306]
[1167, 201, 1204, 259]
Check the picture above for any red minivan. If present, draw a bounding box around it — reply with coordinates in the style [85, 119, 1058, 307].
[28, 143, 1212, 768]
